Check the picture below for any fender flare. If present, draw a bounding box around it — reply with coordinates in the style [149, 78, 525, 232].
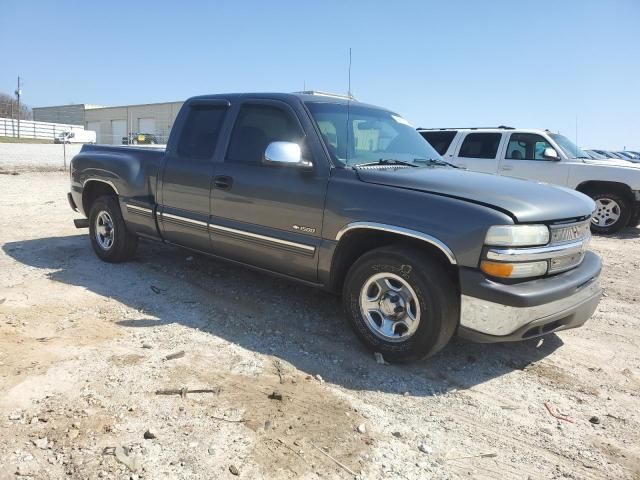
[335, 222, 457, 265]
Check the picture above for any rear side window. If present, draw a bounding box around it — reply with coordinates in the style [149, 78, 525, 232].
[177, 105, 228, 160]
[458, 133, 502, 159]
[420, 131, 457, 155]
[226, 105, 304, 165]
[506, 133, 553, 160]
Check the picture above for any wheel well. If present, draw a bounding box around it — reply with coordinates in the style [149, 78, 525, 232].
[82, 181, 118, 214]
[329, 229, 458, 293]
[576, 181, 634, 204]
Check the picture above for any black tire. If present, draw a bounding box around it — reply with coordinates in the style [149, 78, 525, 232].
[343, 245, 459, 363]
[629, 209, 640, 228]
[589, 191, 632, 234]
[88, 195, 138, 263]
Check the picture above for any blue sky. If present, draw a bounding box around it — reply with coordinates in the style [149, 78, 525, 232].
[1, 0, 638, 149]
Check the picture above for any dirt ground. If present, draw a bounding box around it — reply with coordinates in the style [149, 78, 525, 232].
[0, 171, 638, 480]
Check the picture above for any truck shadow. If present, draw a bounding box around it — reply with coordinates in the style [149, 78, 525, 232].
[3, 235, 565, 397]
[609, 225, 640, 239]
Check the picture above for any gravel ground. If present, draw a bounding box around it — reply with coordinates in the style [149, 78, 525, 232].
[0, 144, 82, 171]
[0, 143, 165, 173]
[0, 171, 639, 480]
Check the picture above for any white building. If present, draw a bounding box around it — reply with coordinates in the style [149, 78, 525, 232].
[33, 101, 184, 144]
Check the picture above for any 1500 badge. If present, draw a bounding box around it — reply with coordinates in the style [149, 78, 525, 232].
[292, 225, 316, 233]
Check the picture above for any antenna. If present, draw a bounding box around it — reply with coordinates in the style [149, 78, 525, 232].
[348, 48, 352, 97]
[575, 114, 578, 156]
[346, 48, 352, 166]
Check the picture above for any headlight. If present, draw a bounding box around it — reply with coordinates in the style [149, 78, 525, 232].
[480, 260, 548, 279]
[485, 225, 549, 247]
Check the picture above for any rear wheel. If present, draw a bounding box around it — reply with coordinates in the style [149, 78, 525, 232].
[343, 246, 459, 363]
[589, 191, 631, 234]
[88, 195, 138, 263]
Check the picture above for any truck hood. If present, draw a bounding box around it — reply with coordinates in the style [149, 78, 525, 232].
[355, 167, 595, 223]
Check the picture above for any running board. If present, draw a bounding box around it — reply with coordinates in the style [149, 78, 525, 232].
[74, 218, 89, 229]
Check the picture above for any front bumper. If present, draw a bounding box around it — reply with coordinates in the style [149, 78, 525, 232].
[458, 251, 602, 342]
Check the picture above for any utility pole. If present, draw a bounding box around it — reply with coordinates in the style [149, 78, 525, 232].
[15, 76, 22, 139]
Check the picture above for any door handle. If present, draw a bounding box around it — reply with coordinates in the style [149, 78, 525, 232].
[500, 165, 513, 171]
[213, 175, 233, 189]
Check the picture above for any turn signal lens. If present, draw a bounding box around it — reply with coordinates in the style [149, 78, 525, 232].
[480, 261, 513, 278]
[481, 260, 548, 279]
[485, 225, 550, 247]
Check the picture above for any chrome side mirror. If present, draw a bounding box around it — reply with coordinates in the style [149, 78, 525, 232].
[263, 141, 312, 169]
[543, 147, 560, 161]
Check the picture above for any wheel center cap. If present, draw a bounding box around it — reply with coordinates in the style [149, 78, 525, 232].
[379, 293, 405, 317]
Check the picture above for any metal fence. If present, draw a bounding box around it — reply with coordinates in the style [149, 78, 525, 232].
[95, 132, 169, 146]
[0, 117, 85, 140]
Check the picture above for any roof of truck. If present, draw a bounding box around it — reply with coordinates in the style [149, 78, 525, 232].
[187, 92, 391, 111]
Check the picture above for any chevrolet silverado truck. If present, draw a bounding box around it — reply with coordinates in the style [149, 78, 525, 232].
[68, 92, 603, 362]
[418, 127, 640, 234]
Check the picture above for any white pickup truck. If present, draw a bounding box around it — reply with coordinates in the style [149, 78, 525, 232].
[418, 127, 640, 234]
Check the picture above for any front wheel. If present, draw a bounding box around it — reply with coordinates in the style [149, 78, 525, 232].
[88, 195, 138, 263]
[343, 246, 459, 363]
[589, 192, 631, 234]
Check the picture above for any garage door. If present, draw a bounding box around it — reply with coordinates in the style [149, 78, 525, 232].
[86, 121, 102, 143]
[111, 120, 127, 145]
[138, 117, 156, 134]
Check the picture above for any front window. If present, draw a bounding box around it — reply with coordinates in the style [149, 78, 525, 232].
[506, 133, 553, 160]
[549, 133, 589, 159]
[305, 102, 441, 167]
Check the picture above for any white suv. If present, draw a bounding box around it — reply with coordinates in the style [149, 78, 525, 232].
[418, 127, 640, 234]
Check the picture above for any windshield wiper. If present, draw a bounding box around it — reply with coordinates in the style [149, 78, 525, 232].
[413, 158, 461, 168]
[354, 158, 418, 168]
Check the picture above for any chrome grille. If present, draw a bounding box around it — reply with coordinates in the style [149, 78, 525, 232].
[550, 220, 591, 245]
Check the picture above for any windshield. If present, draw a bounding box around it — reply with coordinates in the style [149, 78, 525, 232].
[549, 133, 589, 159]
[305, 102, 441, 167]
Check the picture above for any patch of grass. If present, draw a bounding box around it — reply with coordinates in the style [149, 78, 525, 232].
[0, 136, 54, 144]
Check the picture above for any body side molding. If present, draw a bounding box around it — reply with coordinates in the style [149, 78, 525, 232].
[335, 222, 457, 264]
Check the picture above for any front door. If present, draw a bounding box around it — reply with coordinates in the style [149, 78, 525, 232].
[158, 100, 230, 251]
[498, 132, 569, 185]
[210, 100, 329, 282]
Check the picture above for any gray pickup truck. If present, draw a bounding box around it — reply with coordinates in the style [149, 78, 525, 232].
[68, 92, 603, 362]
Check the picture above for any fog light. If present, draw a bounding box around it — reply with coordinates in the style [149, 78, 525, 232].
[481, 260, 548, 279]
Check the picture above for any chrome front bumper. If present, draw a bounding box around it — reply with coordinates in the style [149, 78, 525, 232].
[459, 276, 602, 342]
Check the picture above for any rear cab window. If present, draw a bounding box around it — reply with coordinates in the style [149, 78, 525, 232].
[177, 104, 229, 161]
[420, 131, 457, 155]
[458, 132, 502, 159]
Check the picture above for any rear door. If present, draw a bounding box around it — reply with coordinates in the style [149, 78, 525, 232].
[209, 99, 330, 282]
[498, 132, 569, 185]
[158, 99, 230, 251]
[450, 132, 503, 173]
